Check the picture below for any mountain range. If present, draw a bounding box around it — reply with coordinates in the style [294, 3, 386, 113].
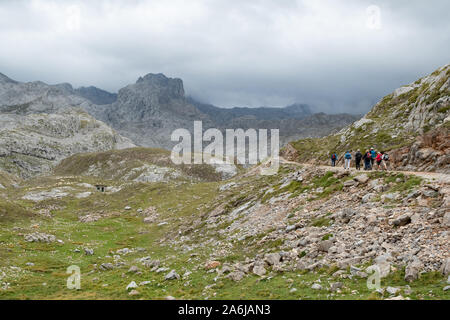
[0, 71, 358, 177]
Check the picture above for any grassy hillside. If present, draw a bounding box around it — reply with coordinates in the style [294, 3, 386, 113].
[0, 161, 447, 300]
[54, 147, 224, 182]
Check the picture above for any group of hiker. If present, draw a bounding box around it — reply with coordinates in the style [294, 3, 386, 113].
[330, 148, 390, 171]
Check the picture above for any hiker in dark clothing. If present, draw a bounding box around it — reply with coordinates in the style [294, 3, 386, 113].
[382, 152, 390, 171]
[355, 150, 362, 170]
[363, 150, 372, 170]
[331, 153, 338, 167]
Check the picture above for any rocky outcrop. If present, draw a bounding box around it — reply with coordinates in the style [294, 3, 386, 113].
[0, 109, 135, 178]
[0, 74, 136, 178]
[390, 127, 449, 173]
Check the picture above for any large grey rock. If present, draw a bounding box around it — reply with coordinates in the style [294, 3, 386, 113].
[405, 256, 424, 282]
[354, 174, 369, 184]
[253, 265, 267, 277]
[441, 258, 450, 276]
[264, 253, 281, 266]
[24, 233, 56, 243]
[443, 212, 450, 227]
[164, 270, 180, 281]
[362, 193, 377, 203]
[227, 271, 245, 282]
[318, 240, 334, 253]
[311, 283, 323, 290]
[374, 254, 392, 278]
[392, 214, 412, 227]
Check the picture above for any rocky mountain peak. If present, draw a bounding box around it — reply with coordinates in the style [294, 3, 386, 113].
[134, 73, 185, 99]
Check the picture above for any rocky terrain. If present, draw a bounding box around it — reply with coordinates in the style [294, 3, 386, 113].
[286, 64, 450, 173]
[0, 156, 448, 300]
[0, 73, 136, 178]
[0, 108, 135, 178]
[0, 66, 448, 301]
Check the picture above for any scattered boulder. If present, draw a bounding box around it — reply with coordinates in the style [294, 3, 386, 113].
[405, 257, 424, 282]
[79, 214, 101, 223]
[386, 286, 400, 295]
[24, 233, 56, 243]
[374, 254, 392, 278]
[381, 193, 400, 203]
[354, 174, 369, 184]
[362, 193, 376, 203]
[164, 270, 180, 280]
[441, 258, 450, 276]
[100, 263, 115, 271]
[330, 282, 343, 292]
[227, 271, 245, 282]
[339, 208, 356, 224]
[311, 283, 322, 290]
[442, 212, 450, 227]
[264, 253, 281, 266]
[344, 180, 357, 188]
[126, 281, 138, 291]
[127, 266, 140, 274]
[392, 214, 411, 227]
[128, 290, 140, 296]
[205, 261, 221, 270]
[318, 240, 334, 253]
[253, 265, 267, 277]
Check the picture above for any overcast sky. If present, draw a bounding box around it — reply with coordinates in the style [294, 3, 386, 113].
[0, 0, 449, 113]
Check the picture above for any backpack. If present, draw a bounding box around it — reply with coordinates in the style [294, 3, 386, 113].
[332, 154, 336, 160]
[345, 153, 352, 159]
[383, 154, 389, 161]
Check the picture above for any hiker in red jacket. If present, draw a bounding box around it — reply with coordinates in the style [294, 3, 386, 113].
[375, 152, 383, 170]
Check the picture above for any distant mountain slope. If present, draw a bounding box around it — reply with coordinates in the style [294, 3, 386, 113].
[89, 73, 359, 149]
[189, 98, 312, 123]
[74, 86, 117, 105]
[0, 108, 135, 178]
[0, 74, 135, 178]
[284, 64, 450, 173]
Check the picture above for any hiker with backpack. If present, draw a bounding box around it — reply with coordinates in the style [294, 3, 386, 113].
[370, 148, 376, 167]
[363, 150, 372, 170]
[382, 152, 390, 171]
[331, 153, 338, 167]
[344, 151, 352, 170]
[355, 149, 362, 170]
[375, 152, 383, 170]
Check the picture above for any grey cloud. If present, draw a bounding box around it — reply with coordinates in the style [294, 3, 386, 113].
[0, 0, 448, 114]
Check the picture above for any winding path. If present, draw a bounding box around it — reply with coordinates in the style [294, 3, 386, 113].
[279, 157, 450, 184]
